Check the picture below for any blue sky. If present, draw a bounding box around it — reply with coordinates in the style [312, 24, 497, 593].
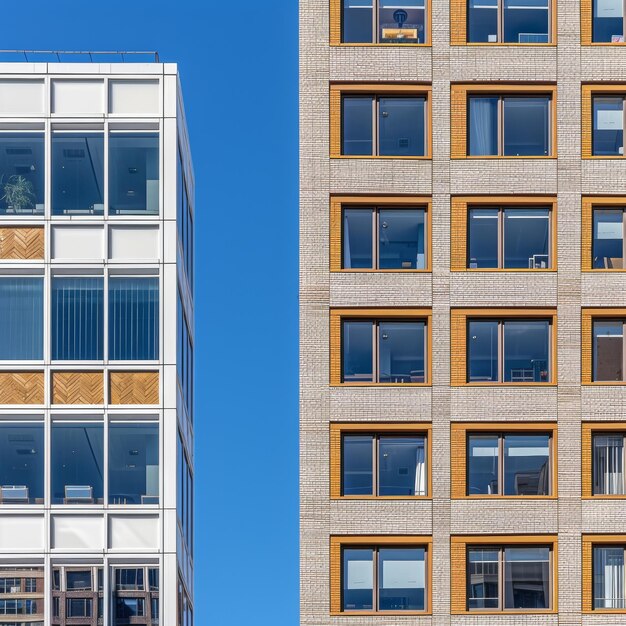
[5, 1, 299, 624]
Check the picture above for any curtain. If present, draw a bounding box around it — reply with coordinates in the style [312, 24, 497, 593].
[109, 277, 159, 360]
[0, 278, 43, 359]
[51, 277, 103, 360]
[594, 435, 624, 495]
[595, 547, 625, 609]
[469, 98, 497, 155]
[414, 440, 426, 495]
[343, 212, 352, 269]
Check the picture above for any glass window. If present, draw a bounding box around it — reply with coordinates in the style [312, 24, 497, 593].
[109, 423, 159, 505]
[379, 97, 425, 156]
[341, 96, 426, 156]
[379, 321, 426, 383]
[67, 598, 92, 617]
[594, 209, 624, 269]
[343, 207, 426, 270]
[0, 133, 44, 215]
[468, 545, 551, 610]
[504, 208, 550, 268]
[468, 320, 499, 382]
[116, 598, 145, 618]
[116, 568, 144, 590]
[468, 548, 499, 608]
[594, 546, 626, 609]
[52, 132, 104, 216]
[468, 209, 499, 268]
[342, 320, 374, 382]
[503, 97, 550, 156]
[593, 320, 624, 381]
[0, 278, 43, 360]
[468, 97, 499, 156]
[468, 0, 549, 42]
[503, 434, 550, 495]
[109, 277, 159, 360]
[593, 434, 625, 495]
[593, 0, 624, 42]
[503, 320, 550, 382]
[51, 277, 104, 361]
[0, 422, 44, 505]
[66, 570, 91, 591]
[342, 434, 427, 496]
[468, 435, 499, 495]
[593, 97, 624, 156]
[342, 0, 427, 43]
[51, 422, 104, 504]
[342, 546, 427, 612]
[109, 132, 159, 215]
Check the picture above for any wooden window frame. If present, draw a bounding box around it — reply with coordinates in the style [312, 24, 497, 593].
[582, 535, 626, 613]
[330, 84, 432, 159]
[330, 308, 432, 387]
[330, 535, 432, 616]
[331, 196, 432, 273]
[451, 535, 558, 614]
[451, 196, 557, 272]
[581, 0, 626, 45]
[450, 422, 558, 499]
[330, 422, 432, 499]
[450, 308, 558, 386]
[450, 84, 557, 159]
[582, 85, 626, 158]
[582, 197, 626, 271]
[451, 0, 556, 45]
[582, 422, 626, 498]
[582, 308, 626, 385]
[330, 0, 432, 46]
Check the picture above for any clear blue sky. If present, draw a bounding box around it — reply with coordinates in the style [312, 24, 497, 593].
[4, 2, 299, 624]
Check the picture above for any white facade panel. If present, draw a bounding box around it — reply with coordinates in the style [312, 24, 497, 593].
[0, 79, 45, 115]
[51, 79, 104, 115]
[0, 515, 44, 551]
[109, 79, 160, 115]
[108, 224, 159, 260]
[108, 514, 159, 550]
[51, 225, 104, 260]
[51, 515, 104, 550]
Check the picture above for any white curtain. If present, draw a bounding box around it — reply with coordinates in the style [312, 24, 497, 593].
[469, 98, 497, 156]
[414, 440, 426, 495]
[594, 435, 624, 495]
[595, 547, 625, 609]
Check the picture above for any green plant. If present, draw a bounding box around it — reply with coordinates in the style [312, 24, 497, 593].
[1, 175, 36, 213]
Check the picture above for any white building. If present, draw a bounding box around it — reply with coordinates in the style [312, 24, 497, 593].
[0, 53, 193, 626]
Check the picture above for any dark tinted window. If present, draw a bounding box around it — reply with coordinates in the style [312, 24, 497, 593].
[468, 209, 499, 268]
[593, 209, 624, 269]
[503, 320, 550, 382]
[468, 320, 499, 382]
[342, 321, 373, 382]
[503, 208, 550, 268]
[379, 97, 425, 156]
[342, 97, 373, 155]
[503, 97, 550, 156]
[594, 320, 623, 381]
[593, 97, 624, 156]
[342, 435, 373, 495]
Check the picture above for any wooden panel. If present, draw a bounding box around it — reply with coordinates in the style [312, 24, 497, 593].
[582, 309, 593, 384]
[330, 424, 342, 499]
[582, 423, 593, 498]
[450, 0, 467, 44]
[450, 85, 467, 158]
[52, 371, 103, 405]
[330, 0, 341, 45]
[109, 371, 159, 405]
[582, 197, 593, 271]
[330, 86, 342, 158]
[330, 197, 342, 272]
[330, 536, 341, 613]
[581, 0, 592, 45]
[450, 310, 467, 385]
[0, 371, 44, 405]
[450, 540, 467, 613]
[450, 198, 467, 270]
[581, 536, 593, 613]
[0, 227, 44, 260]
[450, 424, 466, 498]
[582, 85, 593, 158]
[330, 308, 432, 386]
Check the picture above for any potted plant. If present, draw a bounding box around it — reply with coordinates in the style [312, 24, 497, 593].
[1, 174, 36, 214]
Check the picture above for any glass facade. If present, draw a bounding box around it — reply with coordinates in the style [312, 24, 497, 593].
[0, 422, 44, 504]
[0, 278, 43, 359]
[0, 133, 44, 215]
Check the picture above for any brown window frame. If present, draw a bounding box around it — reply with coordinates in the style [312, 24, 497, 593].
[582, 422, 626, 498]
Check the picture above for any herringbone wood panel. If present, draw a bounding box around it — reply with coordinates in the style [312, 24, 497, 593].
[109, 371, 159, 405]
[0, 372, 44, 404]
[52, 371, 104, 405]
[0, 227, 44, 260]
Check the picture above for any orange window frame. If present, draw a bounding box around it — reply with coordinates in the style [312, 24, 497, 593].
[582, 197, 626, 271]
[582, 422, 626, 498]
[582, 85, 626, 158]
[582, 534, 626, 613]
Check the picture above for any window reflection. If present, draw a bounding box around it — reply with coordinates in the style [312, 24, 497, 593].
[503, 320, 550, 382]
[593, 97, 624, 156]
[468, 209, 499, 268]
[468, 436, 499, 494]
[593, 320, 623, 381]
[594, 209, 624, 269]
[503, 208, 550, 268]
[379, 436, 426, 495]
[503, 97, 550, 156]
[342, 97, 373, 156]
[343, 209, 373, 269]
[379, 321, 425, 383]
[468, 548, 499, 609]
[0, 133, 44, 215]
[504, 547, 550, 608]
[503, 434, 550, 495]
[468, 320, 499, 382]
[52, 132, 104, 215]
[342, 321, 374, 382]
[0, 423, 43, 504]
[379, 97, 425, 156]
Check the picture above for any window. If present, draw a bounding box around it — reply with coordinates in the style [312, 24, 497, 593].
[342, 319, 427, 383]
[340, 432, 427, 496]
[52, 132, 104, 216]
[467, 206, 551, 269]
[593, 546, 626, 609]
[109, 422, 159, 505]
[593, 208, 625, 268]
[51, 422, 104, 505]
[116, 597, 145, 617]
[0, 422, 43, 505]
[0, 278, 43, 360]
[341, 0, 428, 44]
[66, 570, 91, 591]
[341, 95, 427, 156]
[342, 206, 427, 269]
[592, 0, 626, 42]
[468, 95, 551, 156]
[467, 432, 551, 496]
[51, 277, 104, 361]
[593, 96, 625, 156]
[109, 277, 159, 360]
[67, 598, 91, 618]
[0, 133, 44, 216]
[467, 318, 552, 383]
[177, 289, 194, 421]
[467, 0, 550, 43]
[593, 433, 626, 495]
[109, 132, 159, 215]
[177, 145, 194, 294]
[177, 433, 194, 553]
[116, 568, 144, 591]
[467, 545, 552, 610]
[340, 544, 428, 612]
[593, 319, 626, 381]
